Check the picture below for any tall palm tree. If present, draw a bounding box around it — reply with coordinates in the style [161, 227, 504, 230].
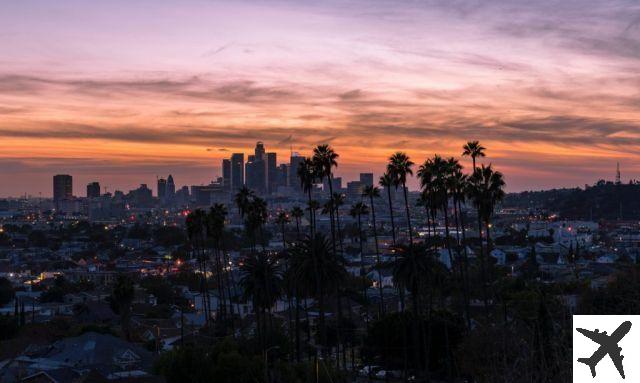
[332, 192, 346, 255]
[449, 169, 472, 328]
[379, 172, 398, 246]
[313, 145, 339, 256]
[246, 197, 269, 252]
[291, 206, 304, 240]
[350, 202, 369, 304]
[467, 164, 506, 312]
[234, 186, 254, 219]
[462, 140, 486, 171]
[186, 209, 211, 325]
[207, 204, 229, 324]
[297, 158, 317, 236]
[239, 252, 283, 351]
[363, 185, 384, 317]
[289, 234, 345, 353]
[275, 211, 290, 251]
[387, 152, 414, 247]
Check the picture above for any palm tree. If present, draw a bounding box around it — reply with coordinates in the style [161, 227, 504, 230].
[379, 172, 398, 246]
[207, 204, 229, 324]
[297, 158, 317, 235]
[392, 245, 439, 375]
[246, 196, 269, 251]
[448, 169, 472, 328]
[350, 202, 369, 305]
[462, 140, 486, 171]
[332, 192, 346, 255]
[291, 206, 304, 240]
[387, 152, 414, 246]
[234, 186, 255, 219]
[363, 185, 384, 317]
[275, 211, 290, 251]
[467, 164, 506, 312]
[313, 145, 340, 256]
[186, 209, 211, 325]
[289, 234, 346, 353]
[239, 253, 283, 351]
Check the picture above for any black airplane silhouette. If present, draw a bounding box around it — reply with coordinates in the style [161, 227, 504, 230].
[577, 321, 632, 379]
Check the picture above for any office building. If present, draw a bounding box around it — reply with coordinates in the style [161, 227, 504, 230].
[246, 154, 266, 194]
[289, 153, 305, 189]
[166, 175, 176, 200]
[86, 182, 101, 198]
[360, 173, 374, 188]
[323, 177, 342, 193]
[53, 174, 73, 202]
[230, 153, 245, 192]
[222, 159, 231, 191]
[157, 178, 167, 200]
[267, 152, 277, 193]
[347, 181, 364, 201]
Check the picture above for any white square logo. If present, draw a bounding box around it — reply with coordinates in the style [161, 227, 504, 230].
[574, 315, 639, 381]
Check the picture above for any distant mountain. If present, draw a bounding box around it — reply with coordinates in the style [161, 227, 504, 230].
[503, 181, 640, 220]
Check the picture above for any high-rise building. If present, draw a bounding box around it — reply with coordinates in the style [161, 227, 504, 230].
[289, 153, 305, 188]
[166, 175, 176, 200]
[347, 181, 364, 201]
[86, 182, 101, 198]
[53, 174, 73, 202]
[255, 141, 265, 161]
[222, 159, 231, 191]
[157, 178, 167, 200]
[246, 155, 266, 194]
[323, 177, 342, 192]
[360, 173, 374, 188]
[131, 184, 153, 207]
[266, 152, 277, 193]
[230, 153, 245, 192]
[276, 164, 289, 191]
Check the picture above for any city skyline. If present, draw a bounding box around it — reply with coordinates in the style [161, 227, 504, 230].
[2, 1, 640, 196]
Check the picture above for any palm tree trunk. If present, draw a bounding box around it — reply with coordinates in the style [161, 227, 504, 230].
[386, 186, 397, 246]
[220, 237, 237, 332]
[327, 176, 337, 255]
[403, 184, 413, 245]
[455, 199, 472, 330]
[335, 205, 345, 255]
[477, 211, 488, 313]
[370, 195, 384, 317]
[357, 214, 367, 305]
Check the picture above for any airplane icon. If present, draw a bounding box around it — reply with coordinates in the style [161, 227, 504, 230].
[577, 320, 632, 379]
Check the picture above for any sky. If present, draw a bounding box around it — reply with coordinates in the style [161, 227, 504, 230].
[1, 0, 640, 197]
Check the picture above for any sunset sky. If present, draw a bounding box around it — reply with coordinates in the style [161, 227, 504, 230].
[1, 0, 640, 196]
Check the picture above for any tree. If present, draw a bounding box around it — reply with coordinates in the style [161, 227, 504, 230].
[387, 152, 414, 247]
[312, 144, 340, 258]
[207, 204, 230, 325]
[186, 209, 211, 325]
[363, 185, 385, 317]
[350, 202, 370, 309]
[462, 140, 486, 171]
[379, 172, 398, 246]
[297, 158, 317, 236]
[288, 234, 345, 352]
[467, 164, 506, 312]
[290, 206, 304, 240]
[275, 211, 290, 250]
[387, 152, 414, 313]
[239, 252, 283, 351]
